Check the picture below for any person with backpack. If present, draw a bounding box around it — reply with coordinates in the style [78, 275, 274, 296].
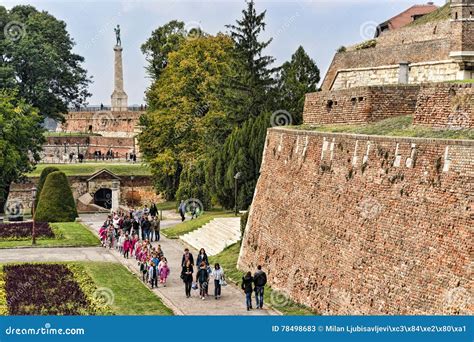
[253, 265, 267, 309]
[196, 262, 209, 300]
[241, 271, 254, 311]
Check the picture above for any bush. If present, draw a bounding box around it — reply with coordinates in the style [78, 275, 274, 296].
[240, 210, 249, 239]
[35, 171, 78, 222]
[337, 46, 346, 53]
[35, 166, 59, 209]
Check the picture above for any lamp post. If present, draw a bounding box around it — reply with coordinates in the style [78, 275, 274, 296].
[31, 186, 37, 245]
[130, 176, 135, 208]
[234, 172, 242, 216]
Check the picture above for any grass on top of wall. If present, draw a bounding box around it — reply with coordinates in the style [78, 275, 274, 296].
[298, 116, 474, 140]
[209, 243, 317, 316]
[407, 3, 450, 27]
[27, 163, 152, 177]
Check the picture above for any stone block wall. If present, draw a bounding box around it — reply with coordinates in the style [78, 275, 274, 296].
[239, 127, 473, 315]
[414, 83, 473, 129]
[331, 61, 459, 90]
[303, 86, 419, 125]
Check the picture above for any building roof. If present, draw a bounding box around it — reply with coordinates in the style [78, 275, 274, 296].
[86, 169, 121, 182]
[376, 3, 439, 37]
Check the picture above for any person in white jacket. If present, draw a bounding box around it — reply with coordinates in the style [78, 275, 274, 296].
[211, 263, 225, 299]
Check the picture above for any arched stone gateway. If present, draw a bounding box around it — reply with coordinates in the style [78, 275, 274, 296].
[94, 188, 112, 209]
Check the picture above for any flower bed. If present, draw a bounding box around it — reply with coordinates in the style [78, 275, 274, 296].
[0, 222, 55, 240]
[3, 264, 110, 315]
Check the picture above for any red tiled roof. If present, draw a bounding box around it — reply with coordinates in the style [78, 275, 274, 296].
[382, 4, 439, 30]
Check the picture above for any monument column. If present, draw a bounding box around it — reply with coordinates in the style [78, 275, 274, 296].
[111, 45, 128, 111]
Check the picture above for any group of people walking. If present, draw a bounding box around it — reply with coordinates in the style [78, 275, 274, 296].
[180, 248, 226, 300]
[98, 204, 268, 311]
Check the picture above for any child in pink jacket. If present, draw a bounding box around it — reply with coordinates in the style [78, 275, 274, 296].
[159, 259, 170, 287]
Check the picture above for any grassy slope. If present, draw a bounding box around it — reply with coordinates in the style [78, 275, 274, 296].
[27, 163, 152, 177]
[209, 243, 316, 316]
[78, 262, 173, 315]
[0, 222, 99, 249]
[162, 210, 235, 239]
[408, 3, 450, 26]
[299, 115, 474, 140]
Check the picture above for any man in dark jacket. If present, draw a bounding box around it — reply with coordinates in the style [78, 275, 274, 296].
[141, 216, 151, 240]
[253, 265, 267, 309]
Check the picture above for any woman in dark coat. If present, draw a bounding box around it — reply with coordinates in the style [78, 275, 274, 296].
[241, 272, 254, 311]
[181, 259, 194, 298]
[196, 248, 209, 267]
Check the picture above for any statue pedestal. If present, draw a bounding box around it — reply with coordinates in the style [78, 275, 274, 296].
[111, 45, 128, 111]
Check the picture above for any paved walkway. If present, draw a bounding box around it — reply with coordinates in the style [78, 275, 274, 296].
[81, 212, 278, 316]
[0, 246, 115, 263]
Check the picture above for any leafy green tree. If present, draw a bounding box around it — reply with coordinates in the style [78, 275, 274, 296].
[34, 166, 59, 209]
[0, 5, 90, 120]
[276, 46, 320, 124]
[225, 0, 277, 123]
[140, 20, 186, 82]
[139, 34, 235, 199]
[35, 171, 77, 222]
[0, 91, 44, 209]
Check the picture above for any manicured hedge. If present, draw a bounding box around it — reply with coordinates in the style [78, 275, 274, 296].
[35, 171, 78, 223]
[34, 166, 59, 209]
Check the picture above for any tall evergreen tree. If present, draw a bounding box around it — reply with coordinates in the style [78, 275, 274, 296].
[276, 46, 320, 124]
[225, 0, 277, 123]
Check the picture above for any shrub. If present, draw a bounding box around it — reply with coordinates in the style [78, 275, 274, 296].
[355, 39, 377, 50]
[35, 171, 78, 222]
[337, 46, 346, 53]
[240, 210, 249, 238]
[34, 166, 59, 209]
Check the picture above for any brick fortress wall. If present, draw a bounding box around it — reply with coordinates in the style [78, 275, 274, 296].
[303, 86, 419, 125]
[238, 128, 473, 315]
[57, 111, 143, 137]
[414, 83, 473, 129]
[321, 20, 463, 90]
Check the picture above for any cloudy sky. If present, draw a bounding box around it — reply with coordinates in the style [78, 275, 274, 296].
[3, 0, 446, 105]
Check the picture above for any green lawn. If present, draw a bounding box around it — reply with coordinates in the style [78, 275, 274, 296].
[78, 262, 173, 315]
[209, 243, 317, 315]
[299, 115, 474, 140]
[162, 210, 235, 239]
[27, 163, 152, 177]
[156, 201, 178, 211]
[0, 222, 99, 249]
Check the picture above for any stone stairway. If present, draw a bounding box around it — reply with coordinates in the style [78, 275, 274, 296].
[180, 217, 241, 256]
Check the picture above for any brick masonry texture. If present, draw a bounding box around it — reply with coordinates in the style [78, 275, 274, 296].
[58, 111, 142, 137]
[238, 128, 473, 315]
[303, 86, 419, 125]
[414, 83, 473, 129]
